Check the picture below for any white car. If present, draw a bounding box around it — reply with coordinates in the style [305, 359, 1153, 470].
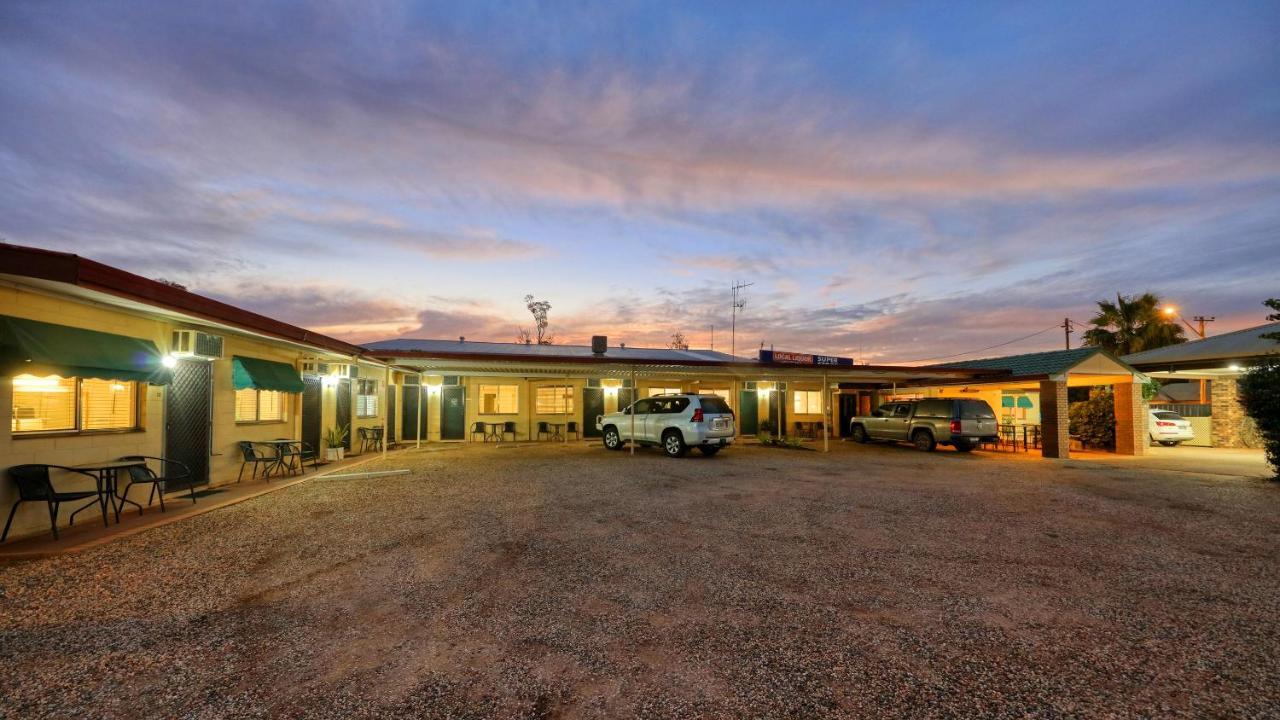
[597, 393, 736, 457]
[1149, 409, 1194, 446]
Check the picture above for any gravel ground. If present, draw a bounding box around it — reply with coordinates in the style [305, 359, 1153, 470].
[1, 441, 1278, 719]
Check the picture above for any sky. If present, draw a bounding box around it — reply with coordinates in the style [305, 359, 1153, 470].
[2, 1, 1278, 363]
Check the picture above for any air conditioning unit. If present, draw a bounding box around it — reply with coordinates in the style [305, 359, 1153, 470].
[171, 330, 223, 360]
[319, 363, 359, 378]
[301, 360, 321, 374]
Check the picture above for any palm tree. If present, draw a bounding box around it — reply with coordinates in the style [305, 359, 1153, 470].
[1082, 292, 1186, 356]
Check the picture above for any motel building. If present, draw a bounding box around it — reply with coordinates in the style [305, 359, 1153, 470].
[2, 242, 1157, 542]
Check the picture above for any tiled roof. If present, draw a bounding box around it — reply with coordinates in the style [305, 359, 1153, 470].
[931, 347, 1107, 378]
[1123, 322, 1280, 367]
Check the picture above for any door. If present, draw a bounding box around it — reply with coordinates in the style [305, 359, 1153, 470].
[301, 374, 322, 453]
[335, 378, 352, 450]
[838, 394, 858, 438]
[769, 390, 787, 436]
[885, 403, 912, 440]
[582, 387, 604, 438]
[738, 390, 758, 435]
[165, 359, 212, 487]
[625, 398, 653, 441]
[441, 385, 466, 440]
[402, 384, 424, 441]
[386, 385, 397, 445]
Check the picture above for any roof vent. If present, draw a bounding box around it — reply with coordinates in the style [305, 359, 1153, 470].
[620, 342, 626, 349]
[591, 335, 607, 355]
[459, 336, 465, 343]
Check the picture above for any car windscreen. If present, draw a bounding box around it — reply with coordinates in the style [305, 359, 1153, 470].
[960, 400, 996, 419]
[1153, 411, 1183, 420]
[698, 397, 733, 415]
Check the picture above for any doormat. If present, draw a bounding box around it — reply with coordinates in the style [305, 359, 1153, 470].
[173, 488, 230, 499]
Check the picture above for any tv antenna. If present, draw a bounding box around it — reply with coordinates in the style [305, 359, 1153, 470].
[730, 281, 753, 358]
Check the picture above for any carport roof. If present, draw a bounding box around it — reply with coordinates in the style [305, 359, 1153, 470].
[1123, 322, 1280, 370]
[364, 338, 740, 364]
[931, 347, 1134, 379]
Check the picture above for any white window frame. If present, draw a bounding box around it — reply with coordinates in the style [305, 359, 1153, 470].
[11, 375, 141, 435]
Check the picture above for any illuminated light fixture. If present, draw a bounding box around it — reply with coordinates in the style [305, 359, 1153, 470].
[426, 384, 442, 394]
[161, 354, 179, 368]
[321, 375, 339, 387]
[1228, 364, 1241, 372]
[755, 381, 774, 395]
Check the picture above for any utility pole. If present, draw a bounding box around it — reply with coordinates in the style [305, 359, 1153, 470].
[709, 325, 714, 351]
[730, 281, 753, 359]
[1062, 317, 1074, 350]
[1191, 315, 1215, 339]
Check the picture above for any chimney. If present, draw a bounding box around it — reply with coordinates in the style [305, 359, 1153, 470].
[591, 335, 607, 355]
[459, 336, 465, 343]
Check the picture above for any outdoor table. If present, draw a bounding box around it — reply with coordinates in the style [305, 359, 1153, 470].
[548, 422, 566, 441]
[483, 422, 504, 443]
[261, 439, 301, 476]
[71, 459, 147, 522]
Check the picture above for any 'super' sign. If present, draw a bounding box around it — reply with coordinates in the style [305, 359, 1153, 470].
[758, 349, 854, 366]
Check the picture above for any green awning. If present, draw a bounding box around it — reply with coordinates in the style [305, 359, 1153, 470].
[232, 355, 304, 393]
[0, 315, 171, 384]
[1001, 396, 1016, 408]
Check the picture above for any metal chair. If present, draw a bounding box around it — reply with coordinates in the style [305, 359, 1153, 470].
[470, 421, 487, 442]
[816, 421, 826, 438]
[278, 442, 319, 475]
[794, 422, 806, 439]
[236, 442, 277, 482]
[536, 422, 551, 441]
[3, 464, 105, 542]
[566, 421, 580, 440]
[503, 421, 518, 441]
[118, 456, 197, 512]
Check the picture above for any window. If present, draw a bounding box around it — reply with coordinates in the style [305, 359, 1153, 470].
[700, 388, 730, 399]
[892, 404, 911, 418]
[12, 374, 138, 434]
[356, 379, 379, 417]
[698, 397, 733, 415]
[478, 384, 519, 414]
[792, 390, 822, 414]
[648, 387, 681, 397]
[627, 398, 654, 415]
[650, 397, 690, 414]
[235, 389, 286, 422]
[535, 385, 574, 414]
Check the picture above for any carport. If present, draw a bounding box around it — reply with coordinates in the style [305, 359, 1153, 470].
[913, 348, 1150, 458]
[363, 339, 997, 452]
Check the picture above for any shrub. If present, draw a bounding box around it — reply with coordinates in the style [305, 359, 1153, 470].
[1069, 389, 1115, 449]
[1237, 356, 1280, 480]
[759, 419, 775, 435]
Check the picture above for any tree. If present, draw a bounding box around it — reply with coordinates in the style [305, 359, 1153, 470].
[1068, 389, 1116, 449]
[1082, 292, 1186, 356]
[1262, 298, 1280, 343]
[520, 295, 553, 345]
[668, 331, 689, 350]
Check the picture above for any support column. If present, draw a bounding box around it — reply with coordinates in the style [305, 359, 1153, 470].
[1210, 377, 1244, 448]
[1113, 380, 1147, 456]
[1040, 377, 1069, 458]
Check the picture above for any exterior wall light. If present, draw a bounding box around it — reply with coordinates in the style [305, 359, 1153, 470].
[426, 384, 442, 394]
[321, 375, 339, 387]
[1228, 364, 1241, 372]
[161, 354, 178, 368]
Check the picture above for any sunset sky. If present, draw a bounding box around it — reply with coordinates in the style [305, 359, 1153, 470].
[2, 1, 1278, 362]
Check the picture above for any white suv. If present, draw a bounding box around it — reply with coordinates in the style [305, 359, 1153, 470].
[597, 394, 736, 457]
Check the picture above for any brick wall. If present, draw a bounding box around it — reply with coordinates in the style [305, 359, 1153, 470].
[1113, 382, 1148, 456]
[1040, 379, 1069, 458]
[1210, 377, 1245, 447]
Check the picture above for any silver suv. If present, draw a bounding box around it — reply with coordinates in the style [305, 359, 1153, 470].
[849, 398, 998, 452]
[597, 394, 736, 457]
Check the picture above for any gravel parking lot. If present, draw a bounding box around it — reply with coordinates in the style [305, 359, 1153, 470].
[1, 441, 1277, 718]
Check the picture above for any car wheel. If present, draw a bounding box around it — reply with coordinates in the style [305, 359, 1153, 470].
[954, 439, 975, 452]
[1158, 440, 1180, 447]
[851, 425, 869, 443]
[603, 427, 622, 451]
[663, 430, 688, 458]
[698, 445, 721, 456]
[912, 430, 937, 452]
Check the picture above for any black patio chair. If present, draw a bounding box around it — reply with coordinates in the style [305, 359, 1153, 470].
[536, 422, 551, 441]
[277, 442, 319, 475]
[237, 441, 277, 482]
[794, 421, 806, 439]
[816, 421, 826, 438]
[503, 421, 518, 441]
[118, 456, 197, 512]
[3, 464, 105, 542]
[566, 421, 580, 440]
[470, 421, 487, 442]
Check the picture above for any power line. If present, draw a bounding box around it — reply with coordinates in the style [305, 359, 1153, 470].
[900, 324, 1063, 364]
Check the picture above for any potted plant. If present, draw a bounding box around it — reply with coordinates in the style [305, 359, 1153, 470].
[758, 419, 775, 439]
[323, 424, 349, 461]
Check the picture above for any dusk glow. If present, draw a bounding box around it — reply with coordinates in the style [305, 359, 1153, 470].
[2, 1, 1277, 359]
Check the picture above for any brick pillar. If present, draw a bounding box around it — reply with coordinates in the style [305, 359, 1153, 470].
[1040, 379, 1069, 458]
[1210, 377, 1245, 447]
[1113, 381, 1148, 456]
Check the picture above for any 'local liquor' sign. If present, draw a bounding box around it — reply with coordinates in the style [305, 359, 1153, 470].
[758, 349, 854, 366]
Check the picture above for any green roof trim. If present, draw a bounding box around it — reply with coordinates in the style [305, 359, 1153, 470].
[232, 355, 304, 393]
[0, 314, 171, 384]
[932, 347, 1129, 379]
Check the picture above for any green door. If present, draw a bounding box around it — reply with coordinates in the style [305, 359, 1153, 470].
[441, 385, 466, 440]
[738, 390, 758, 435]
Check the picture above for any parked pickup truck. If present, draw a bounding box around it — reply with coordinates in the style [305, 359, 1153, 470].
[849, 398, 998, 452]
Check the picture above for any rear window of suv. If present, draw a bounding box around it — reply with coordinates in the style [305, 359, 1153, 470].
[960, 400, 996, 419]
[698, 397, 733, 415]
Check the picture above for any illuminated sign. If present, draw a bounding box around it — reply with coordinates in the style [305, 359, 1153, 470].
[758, 349, 854, 366]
